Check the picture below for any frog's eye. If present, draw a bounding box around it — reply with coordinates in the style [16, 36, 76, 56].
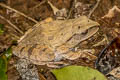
[78, 26, 80, 29]
[81, 29, 88, 35]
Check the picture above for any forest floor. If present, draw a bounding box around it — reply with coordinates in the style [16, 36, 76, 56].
[0, 0, 120, 80]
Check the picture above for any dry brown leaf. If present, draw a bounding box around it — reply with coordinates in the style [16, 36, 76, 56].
[102, 5, 120, 18]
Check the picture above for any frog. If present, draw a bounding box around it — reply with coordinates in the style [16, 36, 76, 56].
[12, 16, 99, 66]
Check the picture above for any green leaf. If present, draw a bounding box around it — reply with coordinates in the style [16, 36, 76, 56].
[0, 56, 7, 80]
[52, 65, 107, 80]
[0, 47, 12, 80]
[0, 71, 7, 80]
[0, 24, 4, 35]
[4, 47, 12, 60]
[0, 56, 7, 72]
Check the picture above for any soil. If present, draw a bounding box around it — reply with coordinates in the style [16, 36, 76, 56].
[0, 0, 120, 80]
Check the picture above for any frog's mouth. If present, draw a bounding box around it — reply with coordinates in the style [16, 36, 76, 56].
[66, 26, 99, 48]
[78, 26, 99, 42]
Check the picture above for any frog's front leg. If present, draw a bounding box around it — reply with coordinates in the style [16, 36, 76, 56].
[55, 44, 96, 61]
[54, 45, 81, 61]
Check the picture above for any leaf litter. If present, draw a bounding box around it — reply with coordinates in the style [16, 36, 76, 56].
[0, 0, 120, 80]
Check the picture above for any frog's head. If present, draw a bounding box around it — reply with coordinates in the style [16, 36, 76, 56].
[54, 16, 100, 61]
[71, 16, 100, 43]
[50, 16, 99, 49]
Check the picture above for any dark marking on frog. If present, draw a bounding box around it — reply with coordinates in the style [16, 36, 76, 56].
[28, 44, 37, 57]
[20, 47, 25, 54]
[42, 48, 47, 52]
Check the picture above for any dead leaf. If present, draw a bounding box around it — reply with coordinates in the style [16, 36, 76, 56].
[102, 5, 120, 18]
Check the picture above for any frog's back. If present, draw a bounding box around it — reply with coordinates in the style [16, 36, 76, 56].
[12, 19, 66, 64]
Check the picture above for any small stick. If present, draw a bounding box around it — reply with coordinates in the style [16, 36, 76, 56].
[0, 14, 24, 34]
[0, 3, 38, 23]
[67, 0, 77, 19]
[10, 33, 20, 39]
[88, 0, 101, 18]
[47, 0, 59, 15]
[31, 0, 46, 10]
[93, 38, 106, 47]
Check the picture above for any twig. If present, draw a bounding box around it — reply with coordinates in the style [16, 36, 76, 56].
[0, 14, 24, 34]
[93, 38, 106, 47]
[10, 33, 20, 39]
[7, 65, 16, 71]
[88, 0, 101, 18]
[0, 3, 38, 23]
[104, 34, 109, 44]
[31, 0, 46, 10]
[47, 0, 59, 15]
[67, 0, 77, 19]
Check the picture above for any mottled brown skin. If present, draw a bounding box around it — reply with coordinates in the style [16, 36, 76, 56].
[12, 16, 99, 66]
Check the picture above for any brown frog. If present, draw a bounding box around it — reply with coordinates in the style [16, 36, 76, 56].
[12, 16, 99, 66]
